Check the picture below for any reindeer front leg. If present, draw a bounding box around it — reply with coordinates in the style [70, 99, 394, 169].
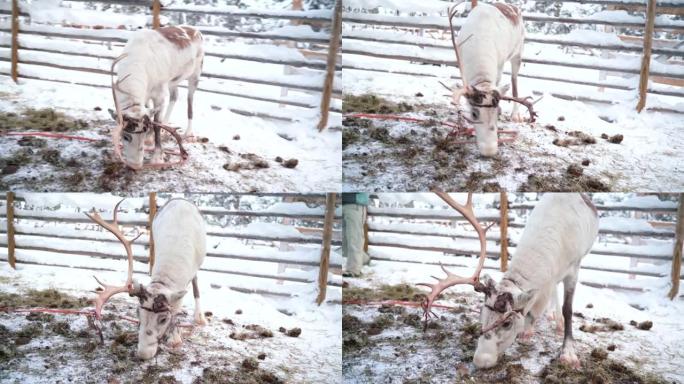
[192, 276, 207, 326]
[185, 75, 200, 139]
[559, 268, 581, 369]
[510, 55, 523, 122]
[150, 92, 168, 164]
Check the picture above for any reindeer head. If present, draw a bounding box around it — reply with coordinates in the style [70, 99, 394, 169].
[110, 54, 155, 170]
[119, 113, 153, 170]
[459, 84, 512, 157]
[135, 282, 187, 360]
[472, 275, 534, 368]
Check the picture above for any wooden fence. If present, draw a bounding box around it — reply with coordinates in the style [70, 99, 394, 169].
[0, 192, 342, 304]
[364, 192, 684, 296]
[0, 0, 342, 127]
[343, 0, 684, 114]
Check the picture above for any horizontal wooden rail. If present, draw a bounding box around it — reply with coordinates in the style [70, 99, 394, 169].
[2, 245, 341, 286]
[342, 31, 684, 57]
[509, 203, 679, 213]
[368, 252, 683, 279]
[368, 232, 672, 261]
[342, 61, 684, 100]
[342, 46, 684, 80]
[342, 12, 684, 32]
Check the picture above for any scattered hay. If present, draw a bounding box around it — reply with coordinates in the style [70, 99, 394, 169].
[342, 127, 362, 150]
[196, 366, 284, 384]
[0, 108, 89, 133]
[567, 164, 584, 177]
[342, 314, 368, 352]
[48, 320, 72, 337]
[342, 284, 423, 302]
[541, 355, 670, 384]
[0, 288, 88, 309]
[230, 324, 273, 340]
[458, 321, 481, 363]
[519, 173, 610, 192]
[343, 94, 413, 114]
[224, 153, 270, 172]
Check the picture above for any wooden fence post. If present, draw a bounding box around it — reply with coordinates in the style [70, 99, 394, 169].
[10, 0, 19, 83]
[668, 193, 683, 300]
[499, 191, 508, 272]
[636, 0, 656, 112]
[6, 192, 16, 269]
[152, 0, 161, 29]
[316, 0, 342, 131]
[148, 192, 157, 274]
[316, 193, 336, 305]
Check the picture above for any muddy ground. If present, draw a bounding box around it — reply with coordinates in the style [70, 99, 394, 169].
[0, 108, 302, 192]
[0, 287, 310, 384]
[342, 283, 674, 384]
[342, 95, 632, 192]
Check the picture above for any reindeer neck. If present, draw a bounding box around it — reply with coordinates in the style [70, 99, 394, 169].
[115, 61, 150, 118]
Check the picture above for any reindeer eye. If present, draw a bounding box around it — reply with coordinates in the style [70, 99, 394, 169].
[503, 321, 512, 329]
[123, 134, 132, 142]
[159, 317, 167, 324]
[472, 110, 479, 119]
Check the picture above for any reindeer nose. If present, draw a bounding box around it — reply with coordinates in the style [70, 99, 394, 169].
[473, 352, 497, 369]
[478, 142, 498, 157]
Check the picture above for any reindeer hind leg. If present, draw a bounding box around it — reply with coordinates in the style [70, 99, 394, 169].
[185, 76, 199, 138]
[163, 85, 178, 124]
[192, 276, 207, 325]
[559, 266, 581, 369]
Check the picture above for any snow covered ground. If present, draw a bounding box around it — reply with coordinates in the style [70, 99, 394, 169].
[0, 263, 342, 384]
[343, 258, 684, 384]
[0, 76, 341, 192]
[342, 192, 683, 383]
[341, 2, 684, 193]
[0, 192, 342, 382]
[0, 0, 341, 192]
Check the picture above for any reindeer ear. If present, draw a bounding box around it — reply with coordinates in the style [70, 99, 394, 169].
[497, 83, 511, 96]
[513, 289, 537, 313]
[168, 290, 187, 303]
[477, 274, 497, 297]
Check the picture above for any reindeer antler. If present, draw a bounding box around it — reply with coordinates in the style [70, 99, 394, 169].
[85, 199, 143, 318]
[500, 95, 539, 123]
[110, 54, 131, 162]
[417, 189, 490, 330]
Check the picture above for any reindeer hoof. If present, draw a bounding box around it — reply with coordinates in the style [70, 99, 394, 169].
[150, 152, 164, 165]
[560, 353, 581, 369]
[194, 314, 208, 326]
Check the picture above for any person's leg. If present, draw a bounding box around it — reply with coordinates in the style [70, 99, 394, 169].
[343, 204, 365, 275]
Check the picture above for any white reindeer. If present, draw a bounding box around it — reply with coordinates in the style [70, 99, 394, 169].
[419, 192, 598, 369]
[112, 25, 204, 169]
[87, 198, 207, 360]
[447, 3, 537, 157]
